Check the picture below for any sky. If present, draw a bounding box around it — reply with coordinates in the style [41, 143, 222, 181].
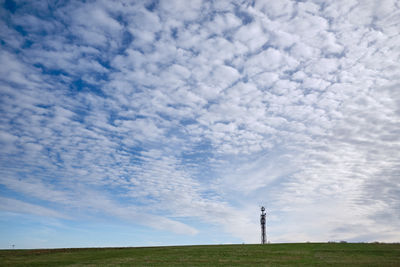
[0, 0, 399, 249]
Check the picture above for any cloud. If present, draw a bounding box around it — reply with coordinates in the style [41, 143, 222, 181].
[235, 21, 268, 52]
[159, 0, 203, 21]
[0, 197, 68, 219]
[0, 0, 399, 246]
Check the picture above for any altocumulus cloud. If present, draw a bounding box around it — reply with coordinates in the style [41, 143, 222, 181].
[0, 0, 399, 247]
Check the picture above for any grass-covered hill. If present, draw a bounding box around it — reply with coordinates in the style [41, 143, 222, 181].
[1, 243, 399, 266]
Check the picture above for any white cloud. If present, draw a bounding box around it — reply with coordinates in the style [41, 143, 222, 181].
[159, 0, 203, 21]
[235, 21, 269, 52]
[0, 0, 399, 246]
[209, 64, 240, 89]
[0, 197, 68, 219]
[255, 0, 294, 20]
[244, 48, 284, 74]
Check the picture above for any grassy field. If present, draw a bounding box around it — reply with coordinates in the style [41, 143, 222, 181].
[1, 243, 399, 266]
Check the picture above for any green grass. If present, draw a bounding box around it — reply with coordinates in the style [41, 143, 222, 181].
[1, 243, 399, 266]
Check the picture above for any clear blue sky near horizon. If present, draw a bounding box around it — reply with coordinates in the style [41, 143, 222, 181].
[0, 0, 399, 249]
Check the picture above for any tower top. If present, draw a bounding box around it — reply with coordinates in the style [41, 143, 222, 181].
[261, 206, 265, 212]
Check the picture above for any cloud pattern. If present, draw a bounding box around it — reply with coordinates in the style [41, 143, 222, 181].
[0, 0, 399, 245]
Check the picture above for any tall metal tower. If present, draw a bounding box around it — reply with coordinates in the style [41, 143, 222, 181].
[260, 206, 266, 244]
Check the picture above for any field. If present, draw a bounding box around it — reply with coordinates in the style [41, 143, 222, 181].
[1, 243, 400, 266]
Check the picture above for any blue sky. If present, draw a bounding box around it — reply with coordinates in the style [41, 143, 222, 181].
[0, 0, 399, 248]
